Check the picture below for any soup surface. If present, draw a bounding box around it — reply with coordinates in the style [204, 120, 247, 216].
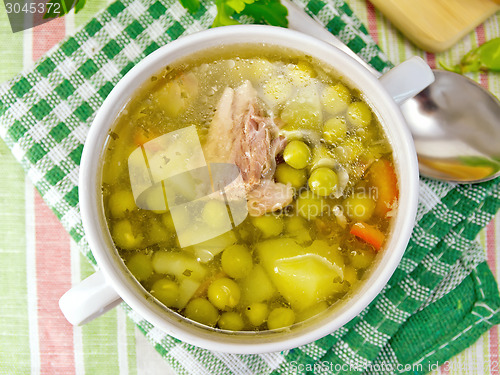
[101, 45, 399, 331]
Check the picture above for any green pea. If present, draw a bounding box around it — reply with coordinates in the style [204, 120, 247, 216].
[184, 298, 219, 327]
[308, 167, 338, 197]
[108, 190, 136, 218]
[245, 302, 269, 326]
[247, 59, 274, 81]
[343, 193, 376, 221]
[267, 307, 295, 330]
[161, 213, 176, 232]
[286, 61, 316, 86]
[202, 200, 229, 229]
[285, 215, 307, 233]
[147, 219, 170, 245]
[321, 83, 351, 115]
[126, 253, 153, 281]
[296, 190, 325, 220]
[221, 244, 253, 279]
[275, 163, 307, 189]
[347, 102, 372, 128]
[263, 76, 293, 105]
[218, 311, 245, 331]
[207, 278, 241, 310]
[350, 249, 376, 270]
[251, 214, 284, 238]
[343, 266, 358, 287]
[231, 59, 274, 83]
[281, 101, 322, 131]
[283, 140, 311, 169]
[140, 183, 168, 214]
[323, 117, 347, 145]
[151, 278, 179, 307]
[112, 219, 144, 250]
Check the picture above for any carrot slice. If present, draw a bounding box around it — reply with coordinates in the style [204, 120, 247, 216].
[133, 128, 154, 146]
[350, 222, 385, 251]
[369, 159, 399, 218]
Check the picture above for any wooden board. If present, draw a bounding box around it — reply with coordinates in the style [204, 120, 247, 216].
[369, 0, 500, 53]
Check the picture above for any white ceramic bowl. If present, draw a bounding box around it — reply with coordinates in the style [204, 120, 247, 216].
[62, 25, 430, 354]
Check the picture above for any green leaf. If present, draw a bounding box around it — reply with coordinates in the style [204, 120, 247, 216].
[74, 0, 86, 13]
[478, 38, 500, 71]
[226, 0, 255, 13]
[212, 0, 240, 27]
[179, 0, 200, 14]
[440, 38, 500, 74]
[208, 0, 287, 27]
[243, 0, 288, 27]
[43, 0, 86, 18]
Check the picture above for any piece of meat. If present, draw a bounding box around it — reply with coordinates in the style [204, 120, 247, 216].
[204, 81, 293, 216]
[262, 135, 287, 179]
[205, 82, 261, 160]
[204, 86, 236, 163]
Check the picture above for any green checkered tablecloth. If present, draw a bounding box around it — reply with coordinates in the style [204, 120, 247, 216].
[0, 0, 499, 373]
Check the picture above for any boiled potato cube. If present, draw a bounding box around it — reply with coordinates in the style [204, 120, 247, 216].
[306, 240, 345, 268]
[239, 265, 277, 305]
[262, 76, 293, 106]
[153, 73, 198, 117]
[191, 230, 237, 263]
[152, 251, 207, 281]
[285, 215, 311, 245]
[257, 238, 343, 311]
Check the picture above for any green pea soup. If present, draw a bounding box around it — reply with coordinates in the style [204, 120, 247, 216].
[100, 44, 398, 332]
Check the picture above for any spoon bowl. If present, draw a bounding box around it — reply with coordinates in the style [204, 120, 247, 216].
[284, 0, 500, 183]
[401, 70, 500, 183]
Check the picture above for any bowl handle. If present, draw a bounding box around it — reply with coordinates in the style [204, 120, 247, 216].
[379, 58, 435, 105]
[59, 270, 122, 325]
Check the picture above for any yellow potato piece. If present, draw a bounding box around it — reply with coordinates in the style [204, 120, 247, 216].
[239, 265, 277, 305]
[257, 238, 343, 311]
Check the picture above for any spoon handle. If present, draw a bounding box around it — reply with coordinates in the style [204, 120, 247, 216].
[282, 0, 382, 77]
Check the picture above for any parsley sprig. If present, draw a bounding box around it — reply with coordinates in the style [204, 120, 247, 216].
[43, 0, 288, 28]
[182, 0, 288, 27]
[440, 38, 500, 74]
[43, 0, 86, 18]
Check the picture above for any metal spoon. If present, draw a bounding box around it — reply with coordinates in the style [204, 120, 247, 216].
[284, 0, 500, 183]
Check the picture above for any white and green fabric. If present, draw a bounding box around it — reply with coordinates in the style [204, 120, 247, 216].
[0, 0, 499, 374]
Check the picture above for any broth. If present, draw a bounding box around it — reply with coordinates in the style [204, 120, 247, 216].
[101, 44, 398, 331]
